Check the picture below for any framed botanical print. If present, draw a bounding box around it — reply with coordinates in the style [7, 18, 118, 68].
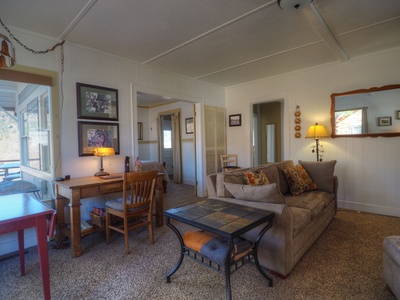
[77, 83, 118, 121]
[78, 121, 120, 156]
[185, 117, 194, 134]
[229, 114, 241, 127]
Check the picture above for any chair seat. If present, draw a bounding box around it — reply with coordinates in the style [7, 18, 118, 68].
[105, 198, 148, 212]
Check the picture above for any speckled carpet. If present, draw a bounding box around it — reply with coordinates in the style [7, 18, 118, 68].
[0, 182, 398, 300]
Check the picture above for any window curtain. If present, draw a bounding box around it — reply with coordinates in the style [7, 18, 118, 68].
[172, 112, 182, 183]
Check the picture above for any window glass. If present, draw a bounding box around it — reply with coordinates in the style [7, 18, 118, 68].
[163, 130, 172, 149]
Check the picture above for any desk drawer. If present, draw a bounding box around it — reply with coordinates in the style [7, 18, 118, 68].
[100, 182, 123, 193]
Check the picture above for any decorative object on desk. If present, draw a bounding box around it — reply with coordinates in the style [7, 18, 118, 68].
[378, 116, 392, 126]
[185, 117, 194, 134]
[78, 121, 120, 156]
[135, 157, 142, 172]
[137, 122, 143, 140]
[294, 105, 301, 138]
[125, 156, 130, 172]
[305, 123, 329, 162]
[94, 147, 115, 176]
[76, 82, 118, 121]
[229, 114, 241, 127]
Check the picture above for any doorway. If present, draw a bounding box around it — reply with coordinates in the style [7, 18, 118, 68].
[252, 100, 283, 165]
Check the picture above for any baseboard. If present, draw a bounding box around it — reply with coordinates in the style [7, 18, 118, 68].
[338, 200, 400, 217]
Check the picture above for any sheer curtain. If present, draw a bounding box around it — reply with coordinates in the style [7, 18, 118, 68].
[171, 112, 182, 183]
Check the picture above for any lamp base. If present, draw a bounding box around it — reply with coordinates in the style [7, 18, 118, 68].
[94, 170, 109, 176]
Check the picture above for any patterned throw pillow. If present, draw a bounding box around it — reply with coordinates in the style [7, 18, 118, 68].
[243, 170, 270, 186]
[282, 164, 317, 196]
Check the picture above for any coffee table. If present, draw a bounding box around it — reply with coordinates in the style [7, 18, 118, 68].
[164, 199, 274, 300]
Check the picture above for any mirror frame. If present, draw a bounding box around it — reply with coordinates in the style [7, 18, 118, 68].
[330, 84, 400, 138]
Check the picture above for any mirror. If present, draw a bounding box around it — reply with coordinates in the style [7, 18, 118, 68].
[330, 84, 400, 138]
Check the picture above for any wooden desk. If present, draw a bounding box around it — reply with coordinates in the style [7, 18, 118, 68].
[53, 173, 164, 258]
[0, 193, 55, 300]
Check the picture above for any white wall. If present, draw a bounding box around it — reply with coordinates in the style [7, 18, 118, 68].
[226, 46, 400, 217]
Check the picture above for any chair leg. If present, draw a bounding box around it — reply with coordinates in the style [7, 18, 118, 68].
[124, 218, 130, 254]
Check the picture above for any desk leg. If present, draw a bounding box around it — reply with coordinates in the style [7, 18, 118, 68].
[54, 195, 66, 243]
[36, 216, 51, 300]
[17, 230, 25, 276]
[156, 175, 164, 227]
[70, 189, 83, 257]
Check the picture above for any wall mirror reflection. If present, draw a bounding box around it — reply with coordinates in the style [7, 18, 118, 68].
[330, 84, 400, 138]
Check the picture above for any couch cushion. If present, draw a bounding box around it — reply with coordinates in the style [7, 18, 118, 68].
[251, 165, 280, 186]
[243, 170, 270, 186]
[271, 160, 294, 194]
[282, 164, 317, 196]
[216, 170, 248, 197]
[224, 182, 285, 204]
[290, 207, 311, 237]
[285, 191, 331, 219]
[298, 160, 337, 193]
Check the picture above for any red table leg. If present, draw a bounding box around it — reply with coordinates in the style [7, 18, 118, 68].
[36, 216, 51, 300]
[17, 230, 25, 276]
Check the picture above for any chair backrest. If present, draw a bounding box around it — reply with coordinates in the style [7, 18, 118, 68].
[123, 170, 158, 213]
[220, 154, 238, 168]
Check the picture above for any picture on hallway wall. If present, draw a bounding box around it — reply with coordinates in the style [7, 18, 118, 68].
[378, 117, 392, 126]
[77, 83, 119, 121]
[229, 114, 241, 127]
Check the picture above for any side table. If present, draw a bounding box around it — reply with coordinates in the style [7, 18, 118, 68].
[164, 199, 274, 300]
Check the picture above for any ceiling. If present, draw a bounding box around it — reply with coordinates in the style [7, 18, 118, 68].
[0, 0, 399, 89]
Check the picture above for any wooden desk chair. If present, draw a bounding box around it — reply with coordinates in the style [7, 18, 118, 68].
[220, 154, 240, 172]
[105, 170, 158, 254]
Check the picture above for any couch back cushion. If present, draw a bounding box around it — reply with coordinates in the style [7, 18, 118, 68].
[298, 160, 337, 193]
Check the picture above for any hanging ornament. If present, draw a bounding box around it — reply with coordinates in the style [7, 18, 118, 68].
[294, 105, 301, 138]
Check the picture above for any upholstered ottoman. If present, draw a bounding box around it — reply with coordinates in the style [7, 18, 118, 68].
[383, 236, 400, 299]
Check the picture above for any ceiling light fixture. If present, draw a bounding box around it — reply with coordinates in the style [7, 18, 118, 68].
[277, 0, 313, 10]
[0, 33, 16, 68]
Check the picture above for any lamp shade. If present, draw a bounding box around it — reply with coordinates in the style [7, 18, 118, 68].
[305, 123, 329, 139]
[94, 147, 115, 157]
[0, 33, 16, 68]
[278, 0, 313, 10]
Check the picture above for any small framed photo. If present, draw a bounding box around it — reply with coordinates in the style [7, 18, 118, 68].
[185, 117, 194, 134]
[378, 117, 392, 126]
[396, 111, 400, 120]
[78, 121, 120, 156]
[229, 114, 241, 127]
[138, 122, 143, 140]
[77, 83, 119, 121]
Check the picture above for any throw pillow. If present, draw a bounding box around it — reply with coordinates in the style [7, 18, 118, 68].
[298, 160, 337, 193]
[243, 170, 270, 186]
[282, 164, 317, 196]
[224, 182, 285, 204]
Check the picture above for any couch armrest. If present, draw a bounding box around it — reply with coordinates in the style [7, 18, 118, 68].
[206, 173, 217, 197]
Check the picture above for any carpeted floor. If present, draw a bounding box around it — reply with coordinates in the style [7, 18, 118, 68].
[0, 182, 399, 300]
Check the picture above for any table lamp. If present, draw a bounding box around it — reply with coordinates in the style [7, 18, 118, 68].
[305, 123, 329, 161]
[94, 147, 115, 176]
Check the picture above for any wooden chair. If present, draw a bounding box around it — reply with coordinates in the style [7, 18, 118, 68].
[105, 170, 158, 254]
[220, 154, 240, 172]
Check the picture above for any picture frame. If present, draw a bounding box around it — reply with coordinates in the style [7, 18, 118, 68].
[185, 117, 194, 134]
[138, 122, 143, 140]
[378, 116, 392, 126]
[77, 82, 119, 121]
[396, 110, 400, 120]
[78, 121, 120, 156]
[229, 114, 241, 127]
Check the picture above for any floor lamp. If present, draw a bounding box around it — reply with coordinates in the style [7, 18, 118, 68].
[305, 123, 329, 162]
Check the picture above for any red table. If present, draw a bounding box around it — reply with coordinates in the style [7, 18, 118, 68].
[0, 193, 55, 300]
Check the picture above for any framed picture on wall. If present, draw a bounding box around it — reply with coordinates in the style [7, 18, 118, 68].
[77, 83, 119, 121]
[185, 117, 194, 134]
[229, 114, 241, 127]
[78, 121, 120, 156]
[378, 116, 392, 126]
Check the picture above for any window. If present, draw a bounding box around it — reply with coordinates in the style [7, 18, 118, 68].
[20, 86, 51, 172]
[163, 130, 172, 149]
[335, 108, 367, 135]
